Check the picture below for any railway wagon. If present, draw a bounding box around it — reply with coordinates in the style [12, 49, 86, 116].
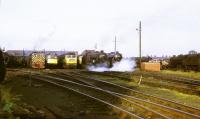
[45, 53, 58, 68]
[58, 51, 78, 69]
[29, 52, 45, 69]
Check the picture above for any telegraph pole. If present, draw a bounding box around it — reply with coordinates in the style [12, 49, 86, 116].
[136, 21, 142, 68]
[139, 21, 142, 66]
[23, 49, 25, 67]
[114, 36, 117, 53]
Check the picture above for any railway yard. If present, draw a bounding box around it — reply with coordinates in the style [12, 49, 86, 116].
[0, 68, 200, 119]
[1, 0, 200, 118]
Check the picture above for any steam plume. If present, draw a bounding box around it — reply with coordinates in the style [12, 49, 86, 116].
[88, 58, 135, 72]
[33, 25, 56, 50]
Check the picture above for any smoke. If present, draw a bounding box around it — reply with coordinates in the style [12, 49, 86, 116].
[88, 58, 135, 72]
[33, 25, 56, 50]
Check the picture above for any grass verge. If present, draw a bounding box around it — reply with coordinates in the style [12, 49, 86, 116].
[161, 70, 200, 79]
[91, 74, 200, 109]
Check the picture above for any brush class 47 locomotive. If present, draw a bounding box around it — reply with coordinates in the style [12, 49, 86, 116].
[45, 53, 58, 68]
[58, 51, 78, 69]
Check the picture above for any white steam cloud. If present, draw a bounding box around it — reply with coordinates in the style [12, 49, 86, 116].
[88, 58, 135, 72]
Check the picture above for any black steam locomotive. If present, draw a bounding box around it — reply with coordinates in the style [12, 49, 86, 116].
[107, 51, 122, 67]
[80, 50, 122, 68]
[81, 50, 107, 67]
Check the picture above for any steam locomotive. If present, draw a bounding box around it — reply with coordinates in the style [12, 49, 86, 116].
[107, 51, 123, 67]
[80, 50, 122, 68]
[81, 50, 107, 66]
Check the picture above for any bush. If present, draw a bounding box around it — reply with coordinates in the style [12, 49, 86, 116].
[168, 54, 200, 71]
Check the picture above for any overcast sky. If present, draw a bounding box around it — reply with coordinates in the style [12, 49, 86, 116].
[0, 0, 199, 57]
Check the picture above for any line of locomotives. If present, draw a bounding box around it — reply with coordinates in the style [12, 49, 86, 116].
[5, 50, 122, 69]
[168, 53, 200, 71]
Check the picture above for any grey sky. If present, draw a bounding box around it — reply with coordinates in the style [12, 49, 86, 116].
[0, 0, 199, 57]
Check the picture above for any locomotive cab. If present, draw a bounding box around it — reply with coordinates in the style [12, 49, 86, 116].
[45, 53, 58, 68]
[59, 52, 78, 69]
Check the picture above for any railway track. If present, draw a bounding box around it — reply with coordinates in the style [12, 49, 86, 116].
[32, 73, 169, 119]
[135, 72, 200, 86]
[83, 71, 200, 95]
[43, 70, 200, 119]
[95, 71, 200, 87]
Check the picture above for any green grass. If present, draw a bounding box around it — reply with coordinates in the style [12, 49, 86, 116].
[0, 85, 17, 118]
[161, 70, 200, 79]
[90, 74, 200, 109]
[142, 86, 200, 108]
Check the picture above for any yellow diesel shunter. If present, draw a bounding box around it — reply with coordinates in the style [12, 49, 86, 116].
[30, 52, 45, 69]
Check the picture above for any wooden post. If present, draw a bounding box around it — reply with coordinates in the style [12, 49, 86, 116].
[138, 75, 142, 86]
[29, 70, 32, 86]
